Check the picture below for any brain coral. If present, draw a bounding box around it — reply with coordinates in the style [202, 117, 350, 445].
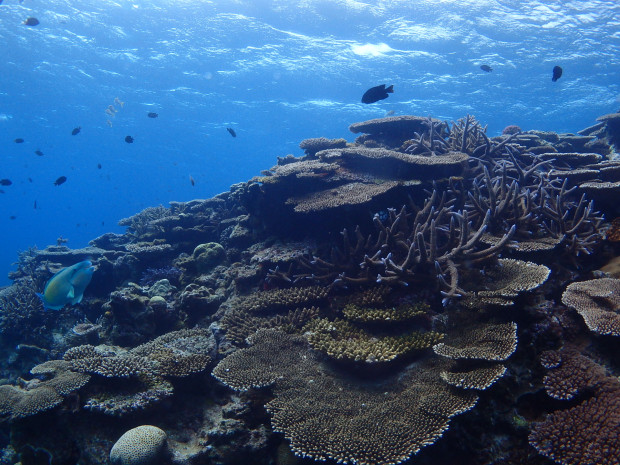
[110, 425, 167, 465]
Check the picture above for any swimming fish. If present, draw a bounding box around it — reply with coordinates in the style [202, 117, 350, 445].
[14, 138, 24, 143]
[34, 149, 44, 156]
[147, 112, 158, 118]
[97, 163, 102, 169]
[106, 120, 113, 127]
[34, 200, 37, 209]
[0, 190, 4, 194]
[71, 126, 81, 135]
[114, 97, 124, 107]
[385, 110, 395, 117]
[362, 84, 394, 104]
[54, 176, 67, 186]
[480, 65, 493, 72]
[125, 135, 134, 143]
[108, 105, 117, 113]
[227, 127, 236, 138]
[37, 260, 95, 310]
[9, 215, 16, 220]
[552, 66, 563, 82]
[189, 175, 195, 186]
[105, 109, 115, 117]
[23, 17, 39, 26]
[0, 179, 12, 186]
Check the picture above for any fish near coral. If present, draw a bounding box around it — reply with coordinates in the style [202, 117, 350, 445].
[362, 84, 393, 104]
[38, 260, 95, 310]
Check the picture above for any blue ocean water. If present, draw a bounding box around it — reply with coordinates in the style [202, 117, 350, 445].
[1, 0, 619, 285]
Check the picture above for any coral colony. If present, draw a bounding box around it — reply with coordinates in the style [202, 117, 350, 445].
[1, 112, 620, 465]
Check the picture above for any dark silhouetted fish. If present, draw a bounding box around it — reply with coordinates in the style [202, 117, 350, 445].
[34, 200, 37, 209]
[552, 66, 563, 82]
[227, 127, 236, 138]
[23, 17, 39, 26]
[362, 84, 394, 104]
[480, 65, 493, 72]
[34, 149, 44, 156]
[71, 127, 81, 135]
[14, 138, 24, 143]
[125, 135, 134, 143]
[54, 176, 67, 186]
[189, 175, 195, 186]
[9, 215, 16, 220]
[28, 177, 33, 183]
[97, 163, 102, 169]
[0, 179, 12, 186]
[0, 190, 4, 194]
[147, 112, 158, 118]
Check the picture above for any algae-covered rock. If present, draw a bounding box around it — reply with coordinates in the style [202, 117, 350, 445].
[147, 279, 176, 297]
[192, 242, 226, 273]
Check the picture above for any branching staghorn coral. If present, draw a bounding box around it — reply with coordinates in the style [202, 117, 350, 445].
[282, 189, 515, 302]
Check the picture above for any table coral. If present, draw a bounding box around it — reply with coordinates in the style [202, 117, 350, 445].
[214, 329, 477, 465]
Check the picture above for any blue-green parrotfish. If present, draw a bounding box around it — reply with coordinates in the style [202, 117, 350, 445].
[38, 260, 95, 310]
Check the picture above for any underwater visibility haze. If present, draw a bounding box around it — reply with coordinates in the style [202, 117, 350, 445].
[1, 1, 620, 465]
[1, 0, 619, 282]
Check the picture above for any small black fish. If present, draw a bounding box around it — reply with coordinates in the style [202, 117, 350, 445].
[23, 17, 39, 26]
[34, 200, 37, 209]
[34, 149, 44, 156]
[54, 176, 67, 186]
[552, 65, 563, 82]
[480, 65, 493, 72]
[28, 177, 33, 183]
[227, 127, 236, 138]
[97, 163, 102, 169]
[9, 215, 16, 220]
[147, 112, 158, 118]
[0, 179, 12, 186]
[125, 135, 134, 143]
[71, 126, 81, 135]
[189, 175, 195, 186]
[361, 84, 394, 104]
[14, 138, 24, 143]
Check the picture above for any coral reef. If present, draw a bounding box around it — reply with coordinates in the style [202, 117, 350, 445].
[1, 111, 619, 465]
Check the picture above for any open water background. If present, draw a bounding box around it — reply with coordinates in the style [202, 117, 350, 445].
[1, 0, 619, 285]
